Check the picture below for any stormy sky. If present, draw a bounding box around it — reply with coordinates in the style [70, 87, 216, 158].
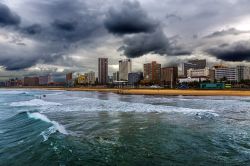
[0, 0, 250, 80]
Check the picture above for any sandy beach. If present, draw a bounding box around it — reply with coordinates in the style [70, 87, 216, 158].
[4, 87, 250, 96]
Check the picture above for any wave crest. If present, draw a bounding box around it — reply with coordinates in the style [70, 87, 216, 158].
[27, 112, 68, 141]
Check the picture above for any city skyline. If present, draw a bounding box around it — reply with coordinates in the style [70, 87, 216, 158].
[1, 0, 250, 81]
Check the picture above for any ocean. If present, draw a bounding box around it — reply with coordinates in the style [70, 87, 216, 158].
[0, 89, 250, 165]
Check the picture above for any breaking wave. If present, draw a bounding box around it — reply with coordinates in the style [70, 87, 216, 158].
[27, 112, 68, 141]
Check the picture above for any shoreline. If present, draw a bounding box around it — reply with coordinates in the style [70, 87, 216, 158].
[2, 87, 250, 96]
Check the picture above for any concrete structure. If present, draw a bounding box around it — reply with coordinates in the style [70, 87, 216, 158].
[215, 66, 239, 82]
[24, 77, 39, 86]
[143, 61, 161, 84]
[77, 74, 87, 84]
[98, 58, 108, 85]
[85, 71, 95, 84]
[179, 77, 207, 83]
[119, 59, 132, 81]
[237, 66, 250, 81]
[181, 59, 206, 76]
[215, 67, 228, 81]
[226, 67, 238, 82]
[187, 67, 215, 82]
[113, 71, 119, 82]
[128, 72, 143, 85]
[161, 67, 178, 88]
[39, 75, 52, 85]
[188, 59, 206, 69]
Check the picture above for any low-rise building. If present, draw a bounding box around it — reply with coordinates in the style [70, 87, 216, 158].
[179, 77, 208, 83]
[39, 75, 52, 85]
[113, 72, 119, 82]
[128, 72, 143, 85]
[85, 71, 95, 84]
[77, 74, 87, 85]
[24, 77, 39, 86]
[187, 67, 215, 82]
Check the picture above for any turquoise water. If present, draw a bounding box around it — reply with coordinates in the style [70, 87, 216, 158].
[0, 89, 250, 165]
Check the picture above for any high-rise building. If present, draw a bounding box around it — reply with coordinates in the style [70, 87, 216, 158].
[237, 66, 250, 81]
[161, 67, 178, 87]
[181, 59, 206, 76]
[226, 67, 238, 82]
[215, 66, 239, 82]
[98, 58, 108, 85]
[119, 59, 132, 81]
[143, 61, 161, 83]
[215, 67, 228, 81]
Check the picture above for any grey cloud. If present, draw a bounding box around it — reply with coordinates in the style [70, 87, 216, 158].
[104, 1, 157, 35]
[0, 3, 20, 26]
[165, 14, 182, 22]
[22, 24, 42, 35]
[119, 29, 190, 58]
[52, 19, 78, 31]
[0, 51, 63, 70]
[205, 28, 250, 38]
[206, 40, 250, 61]
[0, 0, 105, 70]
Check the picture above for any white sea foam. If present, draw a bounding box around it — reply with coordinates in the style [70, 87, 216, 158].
[0, 90, 28, 95]
[42, 97, 219, 117]
[27, 112, 68, 141]
[10, 99, 62, 107]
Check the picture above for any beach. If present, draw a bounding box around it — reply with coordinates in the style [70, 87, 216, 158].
[5, 87, 250, 96]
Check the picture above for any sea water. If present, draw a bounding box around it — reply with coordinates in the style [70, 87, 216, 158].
[0, 89, 250, 165]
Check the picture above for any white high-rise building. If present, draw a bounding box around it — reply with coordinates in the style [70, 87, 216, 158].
[226, 67, 238, 81]
[215, 67, 239, 81]
[237, 66, 250, 81]
[215, 67, 227, 80]
[119, 59, 132, 81]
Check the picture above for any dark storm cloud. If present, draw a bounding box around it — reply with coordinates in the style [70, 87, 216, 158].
[205, 28, 250, 38]
[119, 29, 190, 58]
[206, 41, 250, 61]
[0, 0, 104, 70]
[0, 51, 63, 70]
[52, 19, 78, 31]
[22, 24, 42, 35]
[104, 1, 157, 35]
[0, 3, 20, 26]
[1, 57, 38, 70]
